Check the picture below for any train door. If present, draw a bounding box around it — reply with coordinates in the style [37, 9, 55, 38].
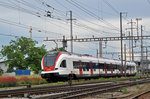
[66, 58, 73, 74]
[59, 59, 68, 75]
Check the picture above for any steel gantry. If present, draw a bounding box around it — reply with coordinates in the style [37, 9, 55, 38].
[44, 35, 150, 42]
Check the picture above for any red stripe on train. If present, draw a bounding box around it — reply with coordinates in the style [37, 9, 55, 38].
[104, 63, 107, 74]
[79, 61, 83, 75]
[110, 63, 113, 74]
[90, 62, 93, 75]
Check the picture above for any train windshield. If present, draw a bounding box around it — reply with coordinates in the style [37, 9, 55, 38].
[44, 54, 58, 67]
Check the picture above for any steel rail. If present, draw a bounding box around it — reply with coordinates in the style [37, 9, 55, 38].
[0, 81, 113, 98]
[34, 79, 150, 99]
[0, 77, 149, 98]
[131, 90, 150, 99]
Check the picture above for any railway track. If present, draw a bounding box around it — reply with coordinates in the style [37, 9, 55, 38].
[0, 77, 149, 98]
[34, 78, 150, 99]
[132, 90, 150, 99]
[0, 81, 113, 98]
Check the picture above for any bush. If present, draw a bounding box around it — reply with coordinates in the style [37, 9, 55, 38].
[16, 76, 47, 85]
[17, 76, 31, 84]
[121, 88, 129, 94]
[0, 76, 47, 88]
[0, 77, 17, 87]
[28, 76, 47, 84]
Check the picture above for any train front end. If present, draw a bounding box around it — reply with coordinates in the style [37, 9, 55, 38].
[41, 52, 60, 79]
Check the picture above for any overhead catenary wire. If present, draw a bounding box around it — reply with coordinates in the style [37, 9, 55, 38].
[75, 0, 118, 17]
[55, 0, 115, 29]
[66, 0, 119, 31]
[54, 0, 120, 37]
[0, 0, 120, 38]
[0, 32, 19, 38]
[44, 0, 121, 50]
[37, 0, 117, 37]
[0, 0, 131, 55]
[0, 1, 73, 37]
[0, 18, 63, 36]
[3, 0, 109, 38]
[147, 0, 150, 4]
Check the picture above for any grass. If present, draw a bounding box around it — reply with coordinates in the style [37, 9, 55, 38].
[121, 88, 129, 94]
[0, 75, 150, 89]
[0, 75, 47, 88]
[136, 84, 141, 89]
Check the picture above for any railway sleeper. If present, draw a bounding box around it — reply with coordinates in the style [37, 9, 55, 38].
[56, 80, 150, 99]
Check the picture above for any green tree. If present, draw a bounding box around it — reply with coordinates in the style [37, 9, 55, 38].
[50, 47, 67, 52]
[1, 36, 47, 73]
[0, 67, 3, 75]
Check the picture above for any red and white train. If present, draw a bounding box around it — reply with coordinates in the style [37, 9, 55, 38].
[41, 51, 136, 81]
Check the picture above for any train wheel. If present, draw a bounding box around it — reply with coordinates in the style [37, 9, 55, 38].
[46, 79, 52, 83]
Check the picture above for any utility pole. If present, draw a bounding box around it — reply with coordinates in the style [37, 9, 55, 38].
[136, 18, 142, 36]
[141, 25, 143, 74]
[146, 47, 148, 75]
[131, 19, 134, 61]
[99, 41, 102, 57]
[128, 19, 136, 61]
[29, 27, 32, 40]
[62, 36, 67, 50]
[120, 12, 123, 70]
[124, 44, 127, 77]
[128, 31, 131, 61]
[67, 11, 76, 53]
[70, 11, 73, 53]
[97, 49, 98, 57]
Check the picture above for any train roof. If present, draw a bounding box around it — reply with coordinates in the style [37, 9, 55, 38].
[46, 51, 136, 65]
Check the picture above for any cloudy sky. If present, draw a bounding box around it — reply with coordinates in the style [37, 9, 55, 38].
[0, 0, 150, 61]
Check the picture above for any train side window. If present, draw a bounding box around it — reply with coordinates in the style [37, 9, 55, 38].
[94, 63, 98, 71]
[73, 61, 79, 69]
[92, 63, 96, 71]
[86, 62, 90, 71]
[60, 60, 66, 68]
[82, 62, 86, 71]
[116, 65, 120, 69]
[107, 64, 111, 71]
[99, 63, 105, 71]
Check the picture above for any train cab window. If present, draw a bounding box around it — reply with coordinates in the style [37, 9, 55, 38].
[60, 60, 66, 68]
[44, 54, 58, 67]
